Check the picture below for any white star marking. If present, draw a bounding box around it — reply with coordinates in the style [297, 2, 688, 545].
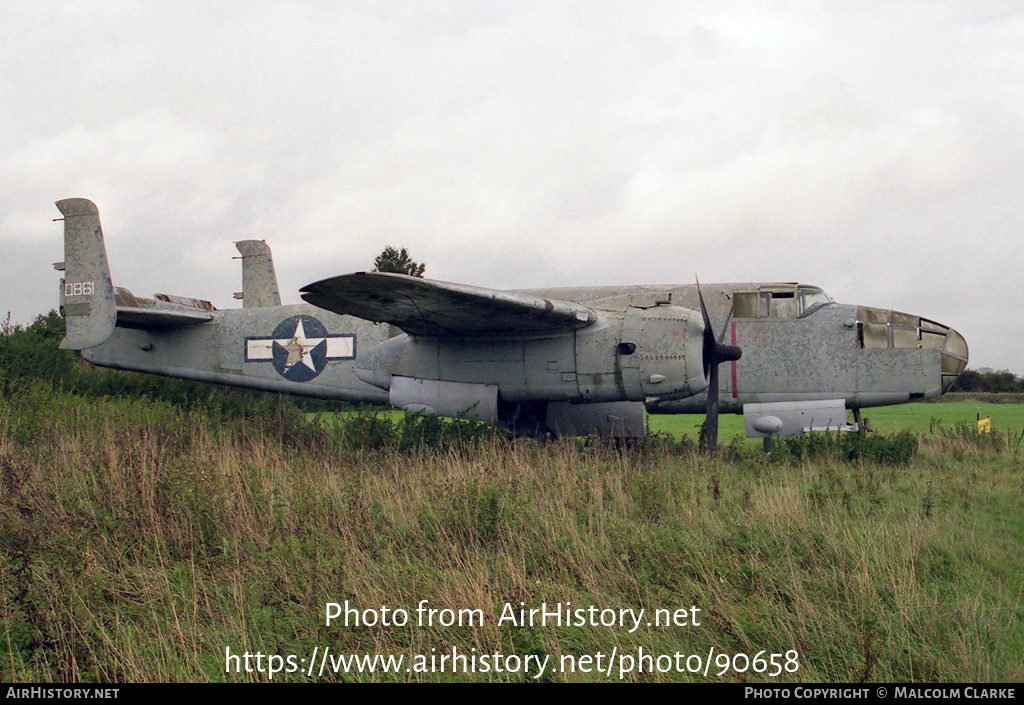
[274, 319, 325, 372]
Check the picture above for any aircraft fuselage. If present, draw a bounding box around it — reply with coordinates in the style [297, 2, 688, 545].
[82, 283, 967, 418]
[82, 304, 392, 404]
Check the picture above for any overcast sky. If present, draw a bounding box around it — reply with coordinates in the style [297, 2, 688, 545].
[3, 1, 1022, 371]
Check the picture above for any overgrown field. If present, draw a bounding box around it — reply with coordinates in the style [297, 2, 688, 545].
[648, 395, 1024, 447]
[2, 381, 1022, 682]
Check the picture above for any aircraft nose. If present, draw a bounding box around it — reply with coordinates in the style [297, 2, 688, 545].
[941, 327, 969, 392]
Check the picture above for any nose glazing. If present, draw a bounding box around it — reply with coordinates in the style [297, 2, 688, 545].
[941, 328, 968, 392]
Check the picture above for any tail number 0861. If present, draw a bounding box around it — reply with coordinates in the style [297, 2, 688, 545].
[65, 281, 95, 297]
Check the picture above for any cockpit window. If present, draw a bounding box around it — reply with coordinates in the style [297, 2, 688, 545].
[798, 287, 834, 318]
[734, 285, 833, 319]
[734, 291, 770, 318]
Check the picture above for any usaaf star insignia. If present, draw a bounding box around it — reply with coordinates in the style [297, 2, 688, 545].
[244, 315, 355, 382]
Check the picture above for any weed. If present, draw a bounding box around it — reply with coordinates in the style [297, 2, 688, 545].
[769, 430, 918, 466]
[1, 339, 1022, 682]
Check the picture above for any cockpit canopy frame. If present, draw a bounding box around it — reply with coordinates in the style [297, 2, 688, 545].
[732, 284, 834, 320]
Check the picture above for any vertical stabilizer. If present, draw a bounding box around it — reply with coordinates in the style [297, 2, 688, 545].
[56, 198, 116, 350]
[235, 240, 281, 307]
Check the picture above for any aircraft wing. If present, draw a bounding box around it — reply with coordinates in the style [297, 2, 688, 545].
[301, 272, 597, 337]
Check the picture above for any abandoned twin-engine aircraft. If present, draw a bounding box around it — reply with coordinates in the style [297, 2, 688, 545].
[54, 198, 968, 451]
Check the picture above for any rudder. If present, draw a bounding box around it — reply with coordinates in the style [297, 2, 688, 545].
[235, 240, 282, 307]
[56, 198, 116, 350]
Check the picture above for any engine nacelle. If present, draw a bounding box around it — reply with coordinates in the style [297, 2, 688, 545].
[575, 304, 708, 403]
[356, 304, 708, 406]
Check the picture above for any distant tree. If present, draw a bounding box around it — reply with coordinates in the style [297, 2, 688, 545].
[0, 310, 77, 392]
[372, 246, 426, 278]
[952, 369, 1024, 393]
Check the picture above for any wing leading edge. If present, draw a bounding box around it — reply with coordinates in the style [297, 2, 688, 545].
[301, 272, 597, 337]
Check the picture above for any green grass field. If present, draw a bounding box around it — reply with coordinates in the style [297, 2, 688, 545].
[321, 396, 1024, 448]
[4, 385, 1023, 683]
[649, 397, 1024, 446]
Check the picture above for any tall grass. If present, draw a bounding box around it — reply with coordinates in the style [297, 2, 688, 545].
[1, 382, 1022, 682]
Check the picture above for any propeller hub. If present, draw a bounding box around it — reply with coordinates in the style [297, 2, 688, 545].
[711, 343, 742, 365]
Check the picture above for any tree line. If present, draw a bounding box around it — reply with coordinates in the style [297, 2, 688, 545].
[952, 369, 1024, 393]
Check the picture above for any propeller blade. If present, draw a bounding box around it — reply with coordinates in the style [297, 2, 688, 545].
[696, 276, 715, 340]
[706, 361, 720, 455]
[716, 305, 733, 345]
[695, 277, 742, 456]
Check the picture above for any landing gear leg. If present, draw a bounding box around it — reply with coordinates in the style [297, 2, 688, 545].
[498, 401, 549, 439]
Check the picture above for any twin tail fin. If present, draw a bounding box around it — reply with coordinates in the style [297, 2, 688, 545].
[55, 198, 116, 350]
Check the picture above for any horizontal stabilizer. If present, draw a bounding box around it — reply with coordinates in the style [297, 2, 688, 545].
[111, 287, 214, 328]
[115, 307, 214, 328]
[301, 272, 597, 337]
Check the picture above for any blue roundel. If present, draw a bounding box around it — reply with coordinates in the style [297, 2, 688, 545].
[270, 315, 329, 382]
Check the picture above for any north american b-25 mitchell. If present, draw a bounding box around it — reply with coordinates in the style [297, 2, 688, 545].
[54, 198, 969, 450]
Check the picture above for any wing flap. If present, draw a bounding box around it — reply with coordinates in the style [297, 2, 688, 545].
[301, 272, 596, 337]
